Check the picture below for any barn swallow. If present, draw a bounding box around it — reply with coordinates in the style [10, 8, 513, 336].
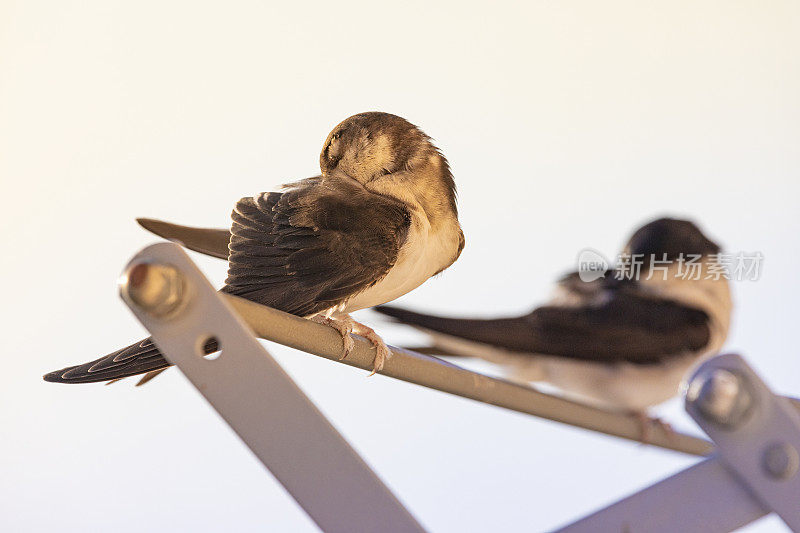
[44, 112, 465, 383]
[376, 218, 732, 415]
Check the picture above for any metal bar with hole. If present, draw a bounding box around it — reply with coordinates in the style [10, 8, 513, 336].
[121, 243, 426, 533]
[685, 353, 800, 529]
[557, 353, 800, 531]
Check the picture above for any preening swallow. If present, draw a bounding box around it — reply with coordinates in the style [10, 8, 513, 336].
[44, 112, 465, 383]
[376, 218, 732, 414]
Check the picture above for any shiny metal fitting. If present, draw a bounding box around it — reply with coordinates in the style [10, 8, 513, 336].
[686, 368, 754, 429]
[119, 261, 187, 318]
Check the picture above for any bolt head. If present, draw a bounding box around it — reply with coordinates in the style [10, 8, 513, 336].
[120, 261, 186, 318]
[686, 368, 754, 429]
[762, 442, 800, 480]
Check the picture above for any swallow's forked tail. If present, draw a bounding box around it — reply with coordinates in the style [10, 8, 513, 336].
[43, 338, 218, 385]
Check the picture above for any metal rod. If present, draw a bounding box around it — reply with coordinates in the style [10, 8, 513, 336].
[222, 294, 713, 456]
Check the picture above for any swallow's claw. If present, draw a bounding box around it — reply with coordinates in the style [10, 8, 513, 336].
[367, 342, 390, 376]
[354, 324, 390, 376]
[312, 314, 389, 374]
[635, 412, 676, 445]
[312, 315, 355, 360]
[340, 334, 355, 360]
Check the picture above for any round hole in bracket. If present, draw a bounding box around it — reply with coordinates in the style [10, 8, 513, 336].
[197, 335, 222, 361]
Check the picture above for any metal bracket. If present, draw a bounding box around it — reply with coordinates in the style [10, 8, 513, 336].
[558, 354, 800, 532]
[120, 243, 426, 533]
[118, 242, 800, 532]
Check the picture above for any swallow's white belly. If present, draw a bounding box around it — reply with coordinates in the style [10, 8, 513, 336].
[534, 352, 705, 411]
[342, 216, 460, 313]
[424, 330, 708, 412]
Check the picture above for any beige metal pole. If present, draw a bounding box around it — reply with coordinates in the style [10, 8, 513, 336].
[224, 295, 714, 457]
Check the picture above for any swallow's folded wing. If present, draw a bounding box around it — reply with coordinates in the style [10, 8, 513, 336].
[137, 218, 230, 259]
[376, 293, 712, 364]
[223, 176, 411, 317]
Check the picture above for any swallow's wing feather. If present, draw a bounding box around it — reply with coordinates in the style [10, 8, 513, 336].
[44, 176, 411, 384]
[376, 292, 711, 364]
[518, 294, 711, 362]
[137, 218, 231, 259]
[222, 175, 411, 317]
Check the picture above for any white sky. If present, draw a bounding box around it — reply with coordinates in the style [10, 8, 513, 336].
[2, 1, 799, 531]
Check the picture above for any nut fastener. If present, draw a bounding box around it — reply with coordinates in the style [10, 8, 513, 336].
[686, 368, 754, 429]
[120, 261, 187, 318]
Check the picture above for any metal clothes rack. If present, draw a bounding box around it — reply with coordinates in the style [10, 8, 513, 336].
[119, 243, 800, 532]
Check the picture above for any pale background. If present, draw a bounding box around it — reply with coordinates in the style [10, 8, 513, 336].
[2, 1, 799, 531]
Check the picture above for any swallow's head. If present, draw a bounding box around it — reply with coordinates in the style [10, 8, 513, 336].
[320, 112, 448, 183]
[624, 217, 721, 261]
[320, 112, 459, 224]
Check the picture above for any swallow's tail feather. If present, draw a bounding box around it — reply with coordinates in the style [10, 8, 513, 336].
[43, 337, 217, 384]
[136, 218, 230, 260]
[375, 305, 548, 382]
[375, 305, 535, 351]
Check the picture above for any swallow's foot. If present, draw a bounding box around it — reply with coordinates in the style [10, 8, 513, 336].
[312, 314, 355, 360]
[311, 314, 390, 374]
[635, 412, 675, 445]
[352, 322, 391, 376]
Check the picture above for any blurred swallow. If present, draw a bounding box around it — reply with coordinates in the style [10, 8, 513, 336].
[376, 218, 732, 414]
[44, 112, 465, 383]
